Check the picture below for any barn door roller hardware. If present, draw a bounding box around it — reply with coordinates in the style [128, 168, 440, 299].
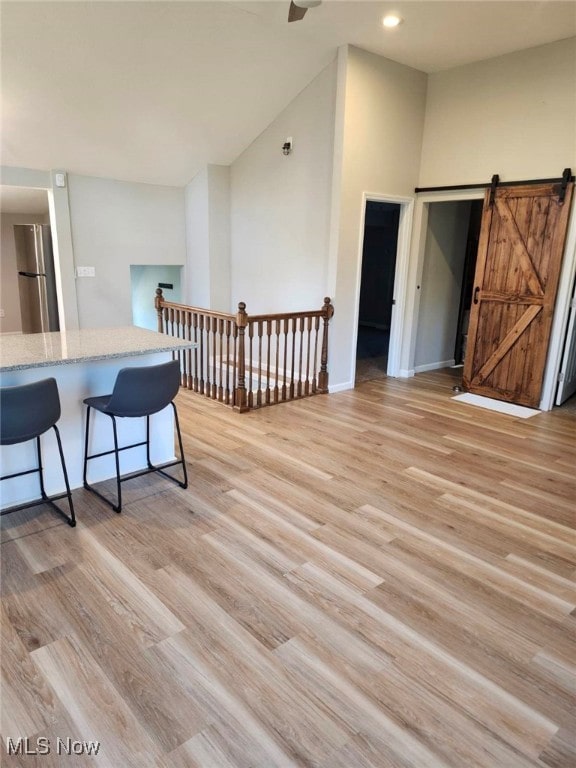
[559, 167, 572, 204]
[488, 174, 500, 207]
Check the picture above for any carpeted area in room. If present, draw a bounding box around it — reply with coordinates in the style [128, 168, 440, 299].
[355, 325, 389, 383]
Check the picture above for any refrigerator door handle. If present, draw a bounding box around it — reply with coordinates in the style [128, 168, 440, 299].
[18, 270, 46, 278]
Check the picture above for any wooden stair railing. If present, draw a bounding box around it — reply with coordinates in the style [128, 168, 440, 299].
[155, 289, 334, 412]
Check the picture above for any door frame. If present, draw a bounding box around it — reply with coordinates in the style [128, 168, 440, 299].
[399, 189, 484, 377]
[400, 188, 576, 410]
[540, 195, 576, 409]
[352, 192, 414, 381]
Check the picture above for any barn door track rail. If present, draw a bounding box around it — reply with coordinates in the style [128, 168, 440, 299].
[415, 168, 574, 201]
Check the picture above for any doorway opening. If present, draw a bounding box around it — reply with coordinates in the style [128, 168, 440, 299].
[0, 187, 54, 335]
[413, 199, 482, 376]
[130, 265, 183, 331]
[355, 201, 400, 384]
[453, 200, 483, 365]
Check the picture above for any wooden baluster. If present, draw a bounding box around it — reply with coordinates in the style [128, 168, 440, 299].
[192, 312, 199, 392]
[312, 315, 320, 393]
[232, 322, 238, 407]
[225, 319, 231, 404]
[205, 315, 212, 398]
[282, 318, 288, 400]
[248, 321, 254, 409]
[182, 311, 187, 386]
[175, 309, 183, 386]
[173, 308, 179, 384]
[173, 308, 179, 379]
[199, 314, 205, 395]
[234, 302, 248, 412]
[274, 319, 280, 404]
[265, 319, 272, 405]
[305, 315, 312, 396]
[289, 316, 296, 400]
[297, 316, 304, 398]
[256, 320, 263, 408]
[318, 297, 334, 393]
[212, 318, 218, 400]
[218, 318, 224, 402]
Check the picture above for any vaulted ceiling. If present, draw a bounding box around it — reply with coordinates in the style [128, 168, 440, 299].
[1, 1, 575, 189]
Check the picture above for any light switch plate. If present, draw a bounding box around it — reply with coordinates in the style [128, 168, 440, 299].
[76, 266, 96, 277]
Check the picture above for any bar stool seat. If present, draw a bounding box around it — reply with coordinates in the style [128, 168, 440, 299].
[82, 359, 188, 513]
[0, 377, 76, 527]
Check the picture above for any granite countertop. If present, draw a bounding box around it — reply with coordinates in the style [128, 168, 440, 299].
[0, 326, 196, 372]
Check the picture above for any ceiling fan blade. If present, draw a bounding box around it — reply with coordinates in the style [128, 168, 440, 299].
[288, 1, 307, 22]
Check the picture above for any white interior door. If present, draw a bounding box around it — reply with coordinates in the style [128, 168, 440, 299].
[556, 282, 576, 405]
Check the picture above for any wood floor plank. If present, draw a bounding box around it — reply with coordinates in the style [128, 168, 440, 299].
[284, 561, 559, 761]
[30, 634, 161, 766]
[0, 606, 61, 738]
[2, 371, 575, 767]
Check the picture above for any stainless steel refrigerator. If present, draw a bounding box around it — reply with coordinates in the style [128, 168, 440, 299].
[15, 224, 60, 333]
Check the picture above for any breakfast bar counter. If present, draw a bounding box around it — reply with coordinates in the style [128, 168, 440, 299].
[0, 326, 194, 509]
[0, 326, 193, 372]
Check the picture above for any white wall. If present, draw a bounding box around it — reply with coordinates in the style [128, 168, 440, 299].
[68, 174, 186, 328]
[185, 164, 231, 311]
[185, 168, 210, 307]
[230, 58, 337, 314]
[208, 165, 231, 312]
[329, 46, 428, 388]
[0, 212, 50, 333]
[414, 201, 470, 370]
[419, 38, 576, 187]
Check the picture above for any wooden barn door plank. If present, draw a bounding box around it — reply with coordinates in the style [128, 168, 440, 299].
[463, 180, 573, 408]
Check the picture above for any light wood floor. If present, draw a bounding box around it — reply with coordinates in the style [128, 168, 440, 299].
[1, 370, 575, 767]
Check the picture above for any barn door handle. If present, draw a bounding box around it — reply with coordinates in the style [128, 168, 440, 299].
[473, 287, 480, 304]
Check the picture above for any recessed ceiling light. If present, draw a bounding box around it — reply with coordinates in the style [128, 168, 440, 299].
[382, 14, 403, 28]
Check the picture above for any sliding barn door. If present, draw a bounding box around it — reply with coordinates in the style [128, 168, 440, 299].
[463, 180, 574, 408]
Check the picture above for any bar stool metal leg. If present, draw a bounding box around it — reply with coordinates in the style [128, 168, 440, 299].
[1, 377, 76, 528]
[49, 425, 77, 526]
[152, 404, 188, 489]
[1, 427, 76, 527]
[83, 407, 122, 513]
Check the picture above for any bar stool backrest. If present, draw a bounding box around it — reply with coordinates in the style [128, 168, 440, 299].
[0, 378, 61, 446]
[105, 359, 181, 417]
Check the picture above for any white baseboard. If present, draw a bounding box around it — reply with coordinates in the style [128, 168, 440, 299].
[398, 368, 415, 378]
[329, 380, 354, 393]
[414, 359, 455, 373]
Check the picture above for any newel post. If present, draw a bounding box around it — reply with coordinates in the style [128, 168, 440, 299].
[234, 301, 249, 412]
[155, 288, 165, 333]
[318, 297, 334, 393]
